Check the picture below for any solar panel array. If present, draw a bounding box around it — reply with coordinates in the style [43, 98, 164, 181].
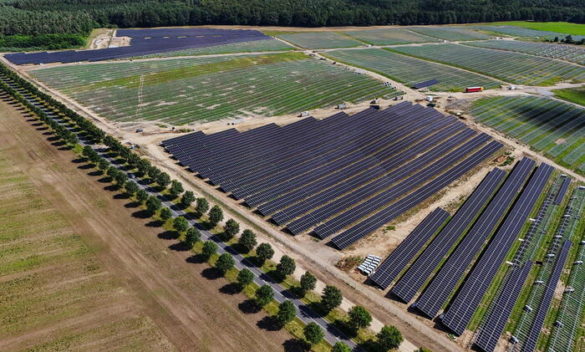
[413, 158, 537, 318]
[521, 240, 572, 352]
[369, 208, 450, 289]
[474, 262, 533, 352]
[412, 79, 439, 89]
[440, 163, 554, 336]
[555, 176, 571, 205]
[6, 28, 270, 65]
[164, 102, 500, 248]
[391, 166, 509, 303]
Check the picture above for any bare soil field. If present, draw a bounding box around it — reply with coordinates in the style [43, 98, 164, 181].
[0, 100, 295, 352]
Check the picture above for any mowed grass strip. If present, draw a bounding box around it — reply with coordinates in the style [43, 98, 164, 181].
[471, 96, 585, 174]
[553, 86, 585, 107]
[31, 52, 397, 124]
[0, 149, 174, 351]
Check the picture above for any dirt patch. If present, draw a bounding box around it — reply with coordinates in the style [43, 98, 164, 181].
[0, 100, 293, 352]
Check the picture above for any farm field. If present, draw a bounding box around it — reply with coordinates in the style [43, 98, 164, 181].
[276, 32, 364, 49]
[0, 109, 175, 351]
[553, 86, 585, 107]
[490, 21, 585, 36]
[324, 48, 501, 92]
[471, 96, 585, 174]
[139, 38, 294, 58]
[30, 52, 398, 124]
[408, 26, 491, 41]
[472, 25, 585, 40]
[342, 28, 438, 45]
[392, 44, 585, 86]
[466, 39, 585, 65]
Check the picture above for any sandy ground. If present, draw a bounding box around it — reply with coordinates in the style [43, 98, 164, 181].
[0, 100, 295, 352]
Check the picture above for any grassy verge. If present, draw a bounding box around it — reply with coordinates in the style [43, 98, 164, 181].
[553, 87, 585, 107]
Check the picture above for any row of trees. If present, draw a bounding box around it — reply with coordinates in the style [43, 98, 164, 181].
[0, 0, 584, 37]
[1, 63, 408, 351]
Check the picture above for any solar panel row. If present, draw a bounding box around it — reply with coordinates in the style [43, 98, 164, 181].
[474, 262, 533, 352]
[440, 163, 554, 336]
[6, 28, 270, 65]
[369, 208, 450, 290]
[414, 158, 537, 318]
[331, 141, 503, 249]
[163, 103, 498, 249]
[555, 176, 571, 205]
[521, 241, 572, 352]
[412, 79, 440, 89]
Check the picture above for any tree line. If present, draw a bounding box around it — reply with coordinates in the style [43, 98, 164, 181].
[0, 0, 583, 37]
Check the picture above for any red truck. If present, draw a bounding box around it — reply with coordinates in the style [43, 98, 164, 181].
[465, 86, 484, 93]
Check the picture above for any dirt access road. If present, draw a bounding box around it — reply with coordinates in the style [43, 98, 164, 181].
[0, 100, 295, 351]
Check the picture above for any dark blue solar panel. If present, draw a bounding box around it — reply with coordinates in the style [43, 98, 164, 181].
[474, 262, 533, 352]
[412, 79, 439, 89]
[369, 208, 450, 290]
[440, 163, 554, 336]
[554, 176, 571, 205]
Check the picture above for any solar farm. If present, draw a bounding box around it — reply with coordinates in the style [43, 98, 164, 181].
[471, 96, 585, 174]
[162, 101, 501, 249]
[467, 40, 585, 65]
[324, 48, 502, 92]
[29, 52, 398, 124]
[392, 44, 585, 86]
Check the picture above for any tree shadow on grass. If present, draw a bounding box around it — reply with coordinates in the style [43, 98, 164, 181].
[87, 170, 103, 177]
[124, 201, 141, 209]
[77, 163, 94, 170]
[113, 192, 130, 200]
[168, 241, 189, 252]
[103, 184, 119, 192]
[201, 267, 222, 280]
[238, 299, 262, 314]
[132, 209, 153, 219]
[157, 230, 178, 240]
[257, 316, 282, 332]
[97, 176, 112, 184]
[283, 339, 310, 352]
[219, 282, 242, 295]
[186, 253, 207, 264]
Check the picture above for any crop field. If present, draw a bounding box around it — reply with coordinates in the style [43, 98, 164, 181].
[471, 96, 585, 174]
[466, 40, 585, 65]
[324, 48, 501, 92]
[30, 52, 397, 124]
[0, 132, 174, 351]
[408, 26, 491, 41]
[139, 38, 294, 58]
[276, 32, 364, 49]
[342, 28, 438, 45]
[392, 44, 585, 86]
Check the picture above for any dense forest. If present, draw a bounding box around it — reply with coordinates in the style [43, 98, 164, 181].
[0, 0, 584, 37]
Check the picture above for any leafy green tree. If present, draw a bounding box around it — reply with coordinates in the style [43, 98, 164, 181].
[300, 271, 317, 295]
[114, 172, 127, 187]
[156, 172, 171, 188]
[208, 205, 223, 227]
[146, 196, 162, 215]
[148, 167, 160, 181]
[321, 285, 342, 313]
[136, 189, 148, 204]
[97, 159, 109, 171]
[238, 229, 257, 253]
[377, 325, 403, 351]
[202, 240, 218, 260]
[184, 227, 200, 248]
[196, 198, 209, 215]
[170, 179, 184, 196]
[255, 285, 273, 307]
[159, 207, 172, 221]
[173, 216, 189, 233]
[223, 219, 239, 240]
[417, 348, 432, 352]
[256, 243, 274, 265]
[304, 322, 324, 345]
[332, 342, 351, 352]
[237, 268, 254, 288]
[348, 305, 372, 331]
[215, 253, 235, 275]
[181, 191, 195, 207]
[276, 300, 296, 327]
[124, 180, 139, 195]
[106, 166, 119, 178]
[276, 255, 295, 277]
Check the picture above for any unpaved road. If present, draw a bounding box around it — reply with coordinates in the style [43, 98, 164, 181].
[0, 100, 295, 352]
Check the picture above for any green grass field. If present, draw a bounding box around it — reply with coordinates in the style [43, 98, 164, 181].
[324, 48, 501, 92]
[471, 96, 585, 174]
[31, 52, 398, 124]
[492, 21, 585, 36]
[392, 44, 585, 86]
[0, 142, 174, 351]
[553, 87, 585, 107]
